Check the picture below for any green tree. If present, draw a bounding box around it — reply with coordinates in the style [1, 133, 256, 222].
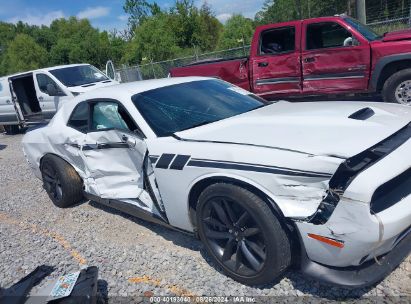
[49, 17, 110, 68]
[1, 34, 48, 74]
[125, 12, 182, 62]
[217, 14, 255, 50]
[194, 2, 223, 51]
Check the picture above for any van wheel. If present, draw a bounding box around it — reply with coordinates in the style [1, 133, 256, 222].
[196, 183, 291, 286]
[4, 125, 20, 135]
[382, 68, 411, 105]
[41, 155, 83, 208]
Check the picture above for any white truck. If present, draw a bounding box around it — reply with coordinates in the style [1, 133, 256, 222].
[0, 63, 118, 134]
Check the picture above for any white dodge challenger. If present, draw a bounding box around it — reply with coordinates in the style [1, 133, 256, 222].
[22, 77, 411, 287]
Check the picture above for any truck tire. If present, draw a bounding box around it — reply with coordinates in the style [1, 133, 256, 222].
[3, 125, 20, 135]
[382, 68, 411, 105]
[41, 154, 83, 208]
[196, 183, 291, 286]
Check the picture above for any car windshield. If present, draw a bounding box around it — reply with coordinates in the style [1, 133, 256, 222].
[49, 65, 109, 87]
[132, 80, 270, 137]
[343, 17, 381, 41]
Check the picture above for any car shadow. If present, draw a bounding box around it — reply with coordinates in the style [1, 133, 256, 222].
[87, 200, 375, 299]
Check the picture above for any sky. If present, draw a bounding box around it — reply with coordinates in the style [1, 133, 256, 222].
[0, 0, 266, 31]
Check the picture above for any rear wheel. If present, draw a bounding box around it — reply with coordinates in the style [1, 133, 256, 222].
[382, 68, 411, 105]
[196, 183, 291, 286]
[41, 155, 83, 208]
[3, 125, 20, 135]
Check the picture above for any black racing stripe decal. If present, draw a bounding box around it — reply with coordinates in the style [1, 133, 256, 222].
[169, 155, 191, 170]
[149, 155, 159, 164]
[155, 154, 176, 169]
[191, 158, 331, 177]
[187, 159, 331, 178]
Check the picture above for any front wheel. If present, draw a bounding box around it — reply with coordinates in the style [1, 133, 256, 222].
[382, 68, 411, 105]
[196, 183, 291, 286]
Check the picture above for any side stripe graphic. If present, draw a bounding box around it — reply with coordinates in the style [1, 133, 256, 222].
[169, 155, 191, 170]
[152, 154, 331, 178]
[187, 159, 331, 178]
[155, 154, 175, 169]
[149, 155, 159, 164]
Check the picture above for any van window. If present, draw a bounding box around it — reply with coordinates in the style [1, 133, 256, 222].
[306, 22, 352, 50]
[260, 27, 295, 54]
[36, 74, 65, 96]
[67, 102, 89, 133]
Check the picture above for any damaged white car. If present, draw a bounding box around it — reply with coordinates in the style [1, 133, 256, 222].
[22, 77, 411, 287]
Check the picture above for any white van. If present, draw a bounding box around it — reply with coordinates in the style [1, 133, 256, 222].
[0, 63, 118, 134]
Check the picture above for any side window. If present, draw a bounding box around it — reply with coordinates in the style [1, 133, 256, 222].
[36, 74, 65, 96]
[90, 101, 138, 132]
[260, 27, 295, 55]
[306, 22, 352, 50]
[67, 102, 89, 133]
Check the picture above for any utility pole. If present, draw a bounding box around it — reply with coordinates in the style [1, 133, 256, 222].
[356, 0, 366, 23]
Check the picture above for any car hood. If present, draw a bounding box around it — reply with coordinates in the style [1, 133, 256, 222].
[382, 28, 411, 42]
[175, 101, 411, 158]
[69, 79, 119, 93]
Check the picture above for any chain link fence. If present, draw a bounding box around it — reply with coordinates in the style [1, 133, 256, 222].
[117, 0, 411, 82]
[116, 45, 251, 82]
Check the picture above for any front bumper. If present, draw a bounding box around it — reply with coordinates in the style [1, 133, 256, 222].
[300, 225, 411, 288]
[296, 136, 411, 267]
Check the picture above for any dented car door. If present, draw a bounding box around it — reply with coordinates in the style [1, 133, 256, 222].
[78, 100, 151, 203]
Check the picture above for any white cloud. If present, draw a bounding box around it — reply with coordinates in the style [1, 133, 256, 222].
[196, 0, 265, 20]
[8, 10, 65, 26]
[216, 13, 232, 23]
[77, 6, 110, 20]
[117, 15, 129, 22]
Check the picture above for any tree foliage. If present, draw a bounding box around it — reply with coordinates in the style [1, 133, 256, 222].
[217, 15, 255, 50]
[1, 34, 48, 74]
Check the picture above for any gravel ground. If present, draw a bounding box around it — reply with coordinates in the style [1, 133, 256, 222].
[0, 133, 410, 303]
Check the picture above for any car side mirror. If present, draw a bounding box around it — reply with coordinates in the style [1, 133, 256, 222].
[352, 37, 360, 46]
[46, 83, 58, 96]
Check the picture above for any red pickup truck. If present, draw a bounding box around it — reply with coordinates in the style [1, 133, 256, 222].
[170, 15, 411, 105]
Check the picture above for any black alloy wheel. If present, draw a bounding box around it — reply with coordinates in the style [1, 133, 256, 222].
[197, 183, 291, 286]
[202, 196, 267, 276]
[42, 162, 63, 203]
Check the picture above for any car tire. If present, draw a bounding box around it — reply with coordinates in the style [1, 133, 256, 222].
[41, 154, 83, 208]
[382, 68, 411, 105]
[196, 183, 291, 286]
[4, 125, 20, 135]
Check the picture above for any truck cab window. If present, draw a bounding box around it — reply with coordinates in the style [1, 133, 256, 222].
[306, 22, 352, 50]
[36, 74, 65, 96]
[260, 27, 295, 55]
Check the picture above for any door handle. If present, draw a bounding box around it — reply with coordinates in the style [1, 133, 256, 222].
[258, 62, 269, 67]
[304, 57, 315, 63]
[122, 134, 136, 147]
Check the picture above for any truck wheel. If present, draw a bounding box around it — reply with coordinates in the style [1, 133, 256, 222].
[3, 125, 20, 135]
[196, 183, 291, 286]
[382, 68, 411, 105]
[41, 155, 83, 208]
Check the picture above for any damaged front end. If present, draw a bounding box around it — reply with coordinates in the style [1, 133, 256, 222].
[309, 122, 411, 225]
[292, 122, 411, 287]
